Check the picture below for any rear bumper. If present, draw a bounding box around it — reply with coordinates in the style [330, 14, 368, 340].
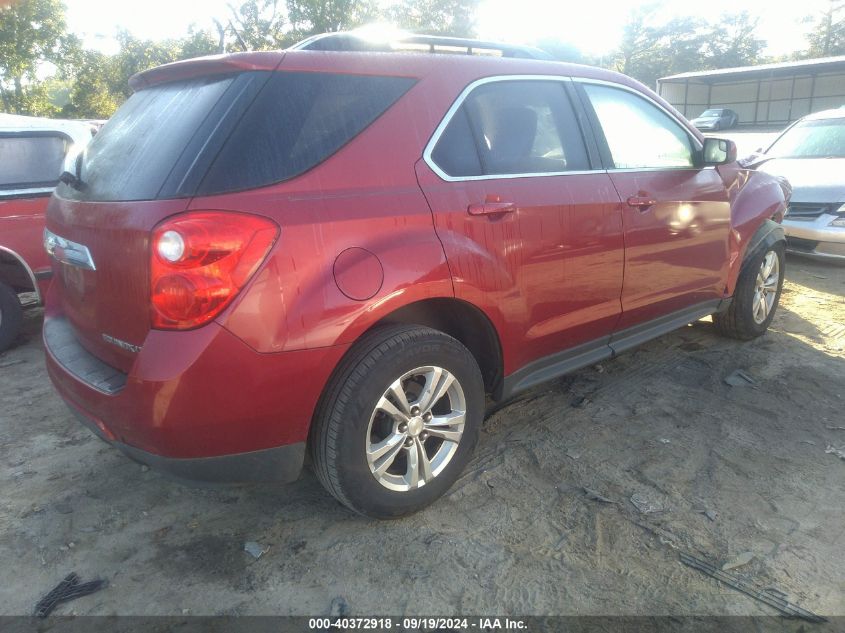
[783, 216, 845, 261]
[44, 308, 349, 483]
[66, 403, 306, 483]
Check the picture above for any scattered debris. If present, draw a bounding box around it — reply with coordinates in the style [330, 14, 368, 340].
[583, 488, 614, 503]
[244, 541, 269, 559]
[630, 492, 670, 514]
[826, 426, 845, 431]
[659, 438, 671, 444]
[724, 369, 756, 387]
[722, 551, 754, 571]
[679, 553, 826, 623]
[53, 502, 74, 515]
[153, 526, 171, 540]
[565, 450, 580, 460]
[140, 465, 149, 473]
[330, 596, 349, 617]
[0, 359, 25, 369]
[800, 440, 816, 445]
[570, 395, 590, 408]
[696, 508, 718, 521]
[34, 572, 106, 618]
[824, 445, 845, 461]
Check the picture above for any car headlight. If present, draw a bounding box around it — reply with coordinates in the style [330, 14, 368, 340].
[830, 204, 845, 227]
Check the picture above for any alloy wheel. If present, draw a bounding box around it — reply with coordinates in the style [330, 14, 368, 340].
[365, 366, 466, 491]
[752, 250, 780, 324]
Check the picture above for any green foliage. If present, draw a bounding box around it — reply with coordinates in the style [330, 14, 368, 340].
[594, 3, 767, 87]
[62, 31, 220, 118]
[384, 0, 478, 36]
[0, 0, 75, 114]
[804, 0, 845, 57]
[705, 11, 765, 68]
[287, 0, 378, 38]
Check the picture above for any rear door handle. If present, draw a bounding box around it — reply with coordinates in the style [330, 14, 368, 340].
[467, 201, 516, 216]
[626, 196, 657, 210]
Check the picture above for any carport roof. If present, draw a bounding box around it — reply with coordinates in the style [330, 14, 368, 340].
[659, 55, 845, 83]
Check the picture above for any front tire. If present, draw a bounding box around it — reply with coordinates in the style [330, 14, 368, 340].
[0, 282, 23, 352]
[714, 243, 785, 340]
[310, 325, 485, 519]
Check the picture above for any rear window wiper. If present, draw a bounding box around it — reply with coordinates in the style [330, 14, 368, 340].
[59, 152, 86, 191]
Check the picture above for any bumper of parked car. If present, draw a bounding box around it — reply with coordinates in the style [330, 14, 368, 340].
[783, 215, 845, 261]
[43, 312, 349, 484]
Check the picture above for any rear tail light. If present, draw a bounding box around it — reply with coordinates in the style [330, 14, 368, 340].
[150, 211, 278, 330]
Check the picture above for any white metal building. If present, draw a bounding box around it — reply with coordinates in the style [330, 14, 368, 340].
[657, 55, 845, 127]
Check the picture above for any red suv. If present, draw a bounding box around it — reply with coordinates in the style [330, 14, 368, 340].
[44, 34, 790, 518]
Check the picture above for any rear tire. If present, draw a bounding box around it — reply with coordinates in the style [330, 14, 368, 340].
[0, 282, 23, 352]
[310, 325, 484, 519]
[714, 242, 785, 340]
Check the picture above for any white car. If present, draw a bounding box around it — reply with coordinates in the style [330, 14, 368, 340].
[749, 108, 845, 261]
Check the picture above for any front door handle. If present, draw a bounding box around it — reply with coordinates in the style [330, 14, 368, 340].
[468, 197, 516, 216]
[626, 196, 657, 210]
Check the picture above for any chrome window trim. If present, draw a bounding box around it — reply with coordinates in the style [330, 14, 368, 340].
[422, 74, 603, 183]
[43, 228, 97, 272]
[0, 186, 55, 198]
[0, 245, 43, 304]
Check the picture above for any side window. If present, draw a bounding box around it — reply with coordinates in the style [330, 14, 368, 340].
[582, 84, 694, 169]
[0, 134, 68, 192]
[431, 107, 483, 177]
[430, 80, 590, 178]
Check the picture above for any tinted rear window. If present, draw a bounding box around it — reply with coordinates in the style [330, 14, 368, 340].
[0, 134, 68, 190]
[58, 71, 415, 202]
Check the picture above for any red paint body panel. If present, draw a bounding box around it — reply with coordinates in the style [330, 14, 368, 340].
[44, 283, 348, 458]
[46, 197, 191, 372]
[0, 195, 52, 298]
[416, 162, 625, 375]
[42, 49, 788, 478]
[609, 168, 732, 330]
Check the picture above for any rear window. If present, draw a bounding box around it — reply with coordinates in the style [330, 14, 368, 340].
[0, 133, 69, 191]
[58, 71, 415, 202]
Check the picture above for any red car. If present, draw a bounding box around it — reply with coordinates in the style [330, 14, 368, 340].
[0, 115, 95, 351]
[43, 34, 790, 518]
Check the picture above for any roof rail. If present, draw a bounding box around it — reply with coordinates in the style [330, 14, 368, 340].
[290, 31, 553, 61]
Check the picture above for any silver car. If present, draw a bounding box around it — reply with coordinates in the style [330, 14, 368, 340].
[752, 108, 845, 261]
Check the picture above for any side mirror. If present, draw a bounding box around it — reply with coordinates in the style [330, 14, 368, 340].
[702, 138, 737, 165]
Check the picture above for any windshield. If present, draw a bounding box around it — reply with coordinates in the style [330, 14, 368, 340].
[766, 118, 845, 159]
[700, 110, 722, 117]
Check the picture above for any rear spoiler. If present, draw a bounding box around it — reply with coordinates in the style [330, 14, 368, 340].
[129, 51, 284, 91]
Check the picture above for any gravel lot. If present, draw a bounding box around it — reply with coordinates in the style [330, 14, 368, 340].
[1, 255, 843, 618]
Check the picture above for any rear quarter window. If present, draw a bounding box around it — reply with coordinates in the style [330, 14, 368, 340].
[197, 72, 416, 195]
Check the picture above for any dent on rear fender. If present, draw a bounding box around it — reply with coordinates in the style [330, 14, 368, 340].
[720, 166, 788, 294]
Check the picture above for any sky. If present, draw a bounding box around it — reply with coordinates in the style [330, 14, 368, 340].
[64, 0, 832, 59]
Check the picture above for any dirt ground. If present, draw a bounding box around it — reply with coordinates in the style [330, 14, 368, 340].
[1, 255, 843, 618]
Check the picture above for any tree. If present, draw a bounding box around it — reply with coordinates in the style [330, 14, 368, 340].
[610, 4, 709, 88]
[218, 0, 287, 51]
[0, 0, 76, 114]
[384, 0, 479, 37]
[287, 0, 377, 38]
[804, 0, 845, 57]
[62, 31, 220, 118]
[705, 11, 765, 68]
